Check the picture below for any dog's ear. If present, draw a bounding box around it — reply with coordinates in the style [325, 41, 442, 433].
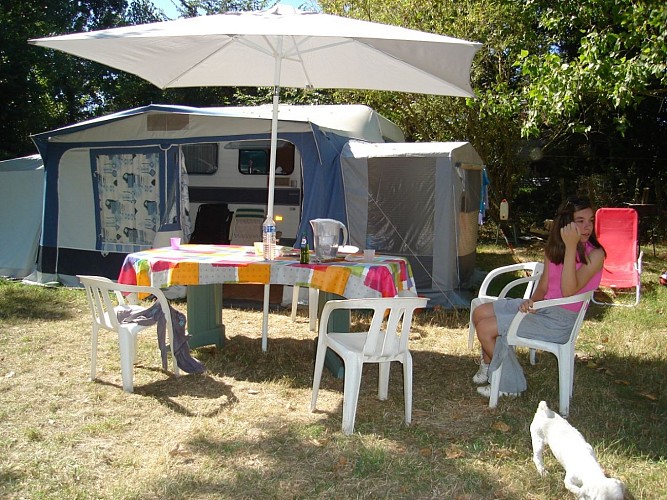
[538, 400, 556, 418]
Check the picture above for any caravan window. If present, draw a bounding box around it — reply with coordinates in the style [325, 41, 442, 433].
[182, 143, 219, 175]
[226, 140, 295, 176]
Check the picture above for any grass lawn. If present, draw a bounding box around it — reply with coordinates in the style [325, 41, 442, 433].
[1, 242, 665, 499]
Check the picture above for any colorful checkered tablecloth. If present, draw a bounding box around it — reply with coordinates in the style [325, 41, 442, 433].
[118, 244, 416, 299]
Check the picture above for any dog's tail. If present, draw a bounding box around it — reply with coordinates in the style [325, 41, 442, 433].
[538, 400, 556, 418]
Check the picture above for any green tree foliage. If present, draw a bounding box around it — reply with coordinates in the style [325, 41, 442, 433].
[171, 0, 266, 17]
[1, 0, 136, 158]
[3, 0, 665, 226]
[317, 0, 666, 220]
[0, 0, 271, 159]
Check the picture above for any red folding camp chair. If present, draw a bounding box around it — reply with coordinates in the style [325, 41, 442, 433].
[592, 208, 643, 306]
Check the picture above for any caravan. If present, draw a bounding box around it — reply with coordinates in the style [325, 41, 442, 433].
[29, 104, 404, 286]
[21, 103, 484, 306]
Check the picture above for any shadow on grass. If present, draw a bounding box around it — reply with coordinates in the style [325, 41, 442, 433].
[513, 348, 667, 462]
[93, 369, 240, 418]
[0, 281, 78, 321]
[192, 330, 667, 463]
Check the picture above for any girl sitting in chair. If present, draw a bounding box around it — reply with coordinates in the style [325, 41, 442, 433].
[472, 196, 606, 398]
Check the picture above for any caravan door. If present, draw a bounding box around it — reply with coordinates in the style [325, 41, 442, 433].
[185, 138, 302, 246]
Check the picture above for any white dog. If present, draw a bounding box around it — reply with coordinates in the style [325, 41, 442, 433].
[530, 401, 626, 499]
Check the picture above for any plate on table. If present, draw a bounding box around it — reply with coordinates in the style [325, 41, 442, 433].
[344, 254, 369, 262]
[337, 245, 359, 255]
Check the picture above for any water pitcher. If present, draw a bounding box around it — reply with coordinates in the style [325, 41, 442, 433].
[309, 219, 348, 261]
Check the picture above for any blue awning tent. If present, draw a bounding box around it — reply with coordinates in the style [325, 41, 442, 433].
[28, 104, 404, 286]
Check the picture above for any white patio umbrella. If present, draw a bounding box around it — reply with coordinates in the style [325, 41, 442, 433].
[30, 4, 481, 221]
[30, 4, 481, 351]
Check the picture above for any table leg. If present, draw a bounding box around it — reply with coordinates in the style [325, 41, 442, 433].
[186, 284, 225, 349]
[261, 284, 270, 352]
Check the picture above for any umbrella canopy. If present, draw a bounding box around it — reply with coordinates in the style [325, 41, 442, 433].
[30, 4, 481, 218]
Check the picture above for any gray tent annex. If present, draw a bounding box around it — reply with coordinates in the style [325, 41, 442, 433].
[340, 140, 484, 307]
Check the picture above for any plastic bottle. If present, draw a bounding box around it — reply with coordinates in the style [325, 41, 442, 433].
[299, 232, 310, 264]
[499, 199, 509, 221]
[262, 216, 276, 260]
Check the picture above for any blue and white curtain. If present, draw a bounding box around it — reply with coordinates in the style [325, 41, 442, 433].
[95, 151, 161, 253]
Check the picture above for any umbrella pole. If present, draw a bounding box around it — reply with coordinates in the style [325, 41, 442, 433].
[266, 38, 283, 220]
[262, 38, 284, 352]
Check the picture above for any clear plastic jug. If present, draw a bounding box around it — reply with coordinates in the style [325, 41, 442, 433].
[309, 219, 348, 261]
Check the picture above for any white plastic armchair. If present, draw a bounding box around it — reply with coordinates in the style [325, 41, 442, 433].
[488, 290, 593, 417]
[78, 275, 180, 393]
[310, 296, 428, 435]
[468, 262, 544, 349]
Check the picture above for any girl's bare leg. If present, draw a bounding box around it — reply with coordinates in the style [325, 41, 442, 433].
[473, 303, 499, 363]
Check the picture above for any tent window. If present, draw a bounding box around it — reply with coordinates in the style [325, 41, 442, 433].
[460, 166, 482, 213]
[236, 141, 295, 176]
[182, 143, 219, 175]
[147, 113, 189, 131]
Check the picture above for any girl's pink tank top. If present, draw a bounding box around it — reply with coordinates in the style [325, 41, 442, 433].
[544, 241, 603, 311]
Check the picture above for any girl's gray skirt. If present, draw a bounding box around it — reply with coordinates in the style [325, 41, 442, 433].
[493, 298, 578, 344]
[482, 298, 580, 394]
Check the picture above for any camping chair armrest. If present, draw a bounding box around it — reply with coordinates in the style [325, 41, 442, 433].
[530, 290, 593, 311]
[478, 262, 543, 297]
[505, 290, 593, 344]
[105, 282, 172, 315]
[113, 282, 176, 332]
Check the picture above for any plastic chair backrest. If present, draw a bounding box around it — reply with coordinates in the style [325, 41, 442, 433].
[478, 261, 544, 300]
[321, 297, 428, 359]
[595, 208, 639, 288]
[230, 208, 265, 245]
[78, 275, 174, 332]
[80, 275, 128, 332]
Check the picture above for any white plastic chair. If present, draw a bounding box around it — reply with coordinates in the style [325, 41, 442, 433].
[468, 262, 544, 350]
[488, 290, 593, 417]
[229, 208, 265, 245]
[78, 275, 180, 393]
[310, 296, 428, 434]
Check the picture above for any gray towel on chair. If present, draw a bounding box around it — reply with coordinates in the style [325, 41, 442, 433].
[117, 302, 205, 374]
[488, 335, 527, 394]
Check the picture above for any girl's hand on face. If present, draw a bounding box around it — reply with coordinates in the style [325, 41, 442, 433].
[560, 222, 581, 248]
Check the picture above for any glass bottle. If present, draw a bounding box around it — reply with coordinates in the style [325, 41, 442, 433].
[299, 232, 310, 264]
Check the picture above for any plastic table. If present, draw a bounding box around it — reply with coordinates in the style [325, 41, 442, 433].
[118, 244, 417, 353]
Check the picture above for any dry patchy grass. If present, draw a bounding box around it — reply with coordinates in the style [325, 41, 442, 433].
[1, 243, 666, 499]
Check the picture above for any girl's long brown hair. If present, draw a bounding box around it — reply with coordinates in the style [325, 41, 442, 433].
[545, 196, 605, 265]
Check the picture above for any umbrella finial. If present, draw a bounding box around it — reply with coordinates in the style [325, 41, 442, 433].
[268, 4, 300, 15]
